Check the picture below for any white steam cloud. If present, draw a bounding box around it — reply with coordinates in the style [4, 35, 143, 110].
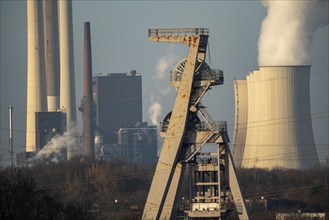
[148, 98, 162, 125]
[258, 0, 328, 66]
[148, 45, 178, 126]
[154, 46, 177, 81]
[28, 127, 80, 164]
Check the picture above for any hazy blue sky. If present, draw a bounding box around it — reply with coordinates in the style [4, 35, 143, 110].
[0, 1, 328, 164]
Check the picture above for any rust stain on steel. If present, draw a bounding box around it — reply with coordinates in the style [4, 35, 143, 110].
[159, 160, 171, 167]
[142, 30, 201, 219]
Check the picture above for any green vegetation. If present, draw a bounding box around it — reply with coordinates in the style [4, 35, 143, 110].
[1, 157, 328, 219]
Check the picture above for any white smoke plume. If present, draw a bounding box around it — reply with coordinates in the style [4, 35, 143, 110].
[258, 0, 328, 66]
[148, 45, 178, 125]
[154, 45, 177, 81]
[27, 127, 80, 164]
[148, 98, 162, 125]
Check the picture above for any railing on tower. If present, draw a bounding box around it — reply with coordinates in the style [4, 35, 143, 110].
[148, 28, 209, 37]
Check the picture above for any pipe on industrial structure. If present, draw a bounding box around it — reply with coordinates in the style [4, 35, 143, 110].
[59, 0, 76, 159]
[26, 0, 48, 152]
[44, 0, 60, 112]
[237, 66, 319, 169]
[82, 21, 95, 157]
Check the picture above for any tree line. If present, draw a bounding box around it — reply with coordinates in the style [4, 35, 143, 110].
[1, 157, 328, 219]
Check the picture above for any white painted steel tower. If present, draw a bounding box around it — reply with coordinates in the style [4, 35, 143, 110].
[26, 0, 48, 152]
[59, 0, 77, 158]
[233, 66, 319, 169]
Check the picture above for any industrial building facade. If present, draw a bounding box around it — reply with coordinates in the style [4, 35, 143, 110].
[118, 122, 157, 164]
[92, 71, 157, 164]
[93, 71, 142, 144]
[35, 112, 66, 150]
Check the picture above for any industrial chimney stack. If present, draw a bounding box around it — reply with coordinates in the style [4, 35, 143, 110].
[26, 0, 48, 152]
[82, 22, 95, 157]
[44, 0, 60, 112]
[59, 0, 77, 159]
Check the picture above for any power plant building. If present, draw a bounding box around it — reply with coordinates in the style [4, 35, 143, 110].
[35, 112, 66, 150]
[232, 66, 319, 169]
[118, 122, 157, 164]
[92, 71, 142, 144]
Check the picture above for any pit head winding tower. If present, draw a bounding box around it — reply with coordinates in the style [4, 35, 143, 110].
[143, 28, 249, 220]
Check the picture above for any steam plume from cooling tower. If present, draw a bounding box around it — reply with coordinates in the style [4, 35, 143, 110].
[148, 46, 177, 125]
[258, 0, 329, 66]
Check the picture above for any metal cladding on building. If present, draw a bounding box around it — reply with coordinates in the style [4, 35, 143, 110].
[26, 0, 48, 152]
[59, 0, 76, 158]
[44, 0, 60, 112]
[232, 80, 248, 168]
[82, 21, 95, 157]
[93, 72, 142, 144]
[35, 112, 66, 150]
[232, 66, 319, 169]
[117, 122, 157, 165]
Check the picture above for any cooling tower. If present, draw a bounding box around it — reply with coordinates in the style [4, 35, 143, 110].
[59, 0, 76, 158]
[26, 0, 47, 152]
[232, 79, 248, 168]
[44, 0, 60, 112]
[240, 66, 319, 169]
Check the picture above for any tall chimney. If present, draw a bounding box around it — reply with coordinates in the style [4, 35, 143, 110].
[82, 22, 95, 157]
[44, 0, 60, 112]
[59, 0, 77, 159]
[26, 0, 47, 152]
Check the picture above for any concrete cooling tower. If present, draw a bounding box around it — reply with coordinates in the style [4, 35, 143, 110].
[232, 66, 319, 169]
[232, 80, 248, 168]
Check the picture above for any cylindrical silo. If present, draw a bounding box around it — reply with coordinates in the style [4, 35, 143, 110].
[232, 79, 248, 168]
[26, 0, 48, 152]
[44, 0, 60, 112]
[59, 0, 76, 159]
[241, 66, 319, 169]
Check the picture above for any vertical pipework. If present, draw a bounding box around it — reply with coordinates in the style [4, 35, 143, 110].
[26, 0, 47, 152]
[9, 106, 13, 166]
[59, 0, 76, 159]
[44, 0, 60, 111]
[82, 22, 95, 157]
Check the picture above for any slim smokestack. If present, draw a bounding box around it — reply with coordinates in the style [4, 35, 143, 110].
[59, 0, 77, 159]
[9, 105, 13, 166]
[44, 0, 60, 112]
[26, 0, 48, 152]
[82, 21, 95, 157]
